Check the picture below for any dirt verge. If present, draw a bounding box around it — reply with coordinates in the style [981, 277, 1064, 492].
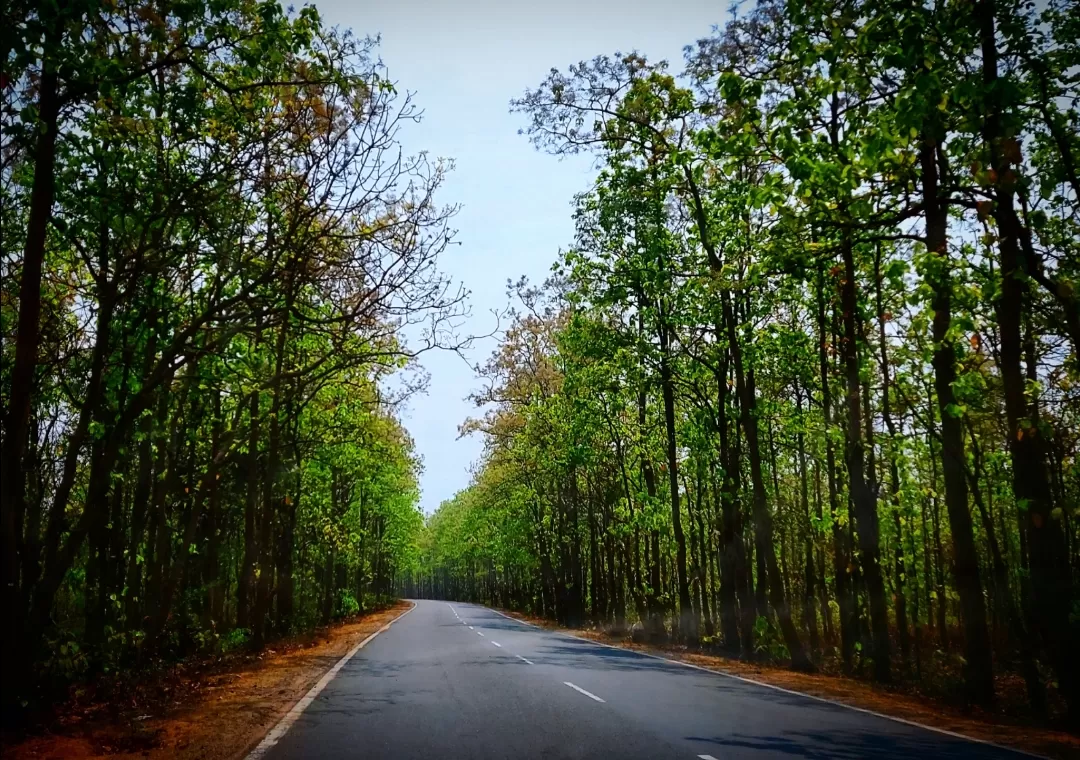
[2, 602, 413, 760]
[496, 610, 1078, 760]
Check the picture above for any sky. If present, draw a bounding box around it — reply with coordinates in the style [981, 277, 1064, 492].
[312, 0, 731, 514]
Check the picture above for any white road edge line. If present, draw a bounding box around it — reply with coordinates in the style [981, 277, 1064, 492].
[564, 681, 605, 703]
[491, 641, 501, 647]
[483, 606, 1041, 760]
[516, 654, 533, 665]
[244, 603, 415, 760]
[486, 606, 539, 628]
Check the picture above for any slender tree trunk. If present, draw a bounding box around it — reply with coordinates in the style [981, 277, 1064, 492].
[838, 231, 891, 683]
[715, 341, 743, 654]
[725, 293, 812, 671]
[658, 321, 696, 644]
[925, 396, 949, 650]
[692, 462, 714, 637]
[872, 248, 910, 671]
[637, 309, 665, 641]
[26, 284, 124, 667]
[812, 458, 833, 645]
[124, 335, 164, 633]
[254, 308, 290, 647]
[1, 40, 62, 704]
[277, 479, 297, 632]
[817, 267, 854, 667]
[976, 0, 1078, 720]
[85, 434, 111, 654]
[238, 387, 259, 630]
[205, 391, 224, 626]
[588, 488, 601, 625]
[795, 383, 819, 655]
[968, 428, 1046, 713]
[921, 136, 994, 704]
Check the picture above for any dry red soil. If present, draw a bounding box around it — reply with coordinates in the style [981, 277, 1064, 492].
[2, 602, 412, 760]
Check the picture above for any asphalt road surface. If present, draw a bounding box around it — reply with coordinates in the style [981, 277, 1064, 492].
[260, 599, 1030, 760]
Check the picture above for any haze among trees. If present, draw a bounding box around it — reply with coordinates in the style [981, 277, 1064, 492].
[403, 0, 1080, 727]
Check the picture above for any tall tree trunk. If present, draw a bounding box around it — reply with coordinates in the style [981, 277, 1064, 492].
[817, 267, 855, 666]
[1, 38, 62, 705]
[926, 390, 949, 650]
[872, 249, 910, 671]
[205, 391, 224, 626]
[692, 462, 714, 637]
[277, 466, 298, 633]
[725, 293, 812, 671]
[976, 0, 1078, 720]
[795, 382, 819, 655]
[124, 335, 164, 634]
[658, 321, 696, 644]
[588, 486, 601, 625]
[838, 232, 891, 683]
[237, 387, 259, 630]
[637, 308, 665, 641]
[25, 276, 121, 664]
[715, 338, 743, 654]
[812, 458, 832, 645]
[921, 136, 994, 704]
[253, 306, 290, 647]
[968, 427, 1046, 713]
[85, 435, 110, 654]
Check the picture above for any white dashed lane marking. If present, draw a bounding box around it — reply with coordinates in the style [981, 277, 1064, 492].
[564, 682, 605, 703]
[516, 655, 533, 665]
[492, 641, 501, 647]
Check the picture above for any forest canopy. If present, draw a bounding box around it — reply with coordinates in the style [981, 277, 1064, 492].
[1, 0, 455, 708]
[3, 0, 1078, 735]
[406, 0, 1080, 726]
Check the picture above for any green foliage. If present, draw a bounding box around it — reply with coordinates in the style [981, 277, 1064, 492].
[1, 0, 455, 705]
[411, 0, 1078, 720]
[336, 590, 360, 619]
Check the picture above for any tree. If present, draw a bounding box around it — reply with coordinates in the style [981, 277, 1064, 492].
[1, 0, 457, 711]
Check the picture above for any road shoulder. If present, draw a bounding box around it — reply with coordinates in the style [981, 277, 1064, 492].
[493, 608, 1078, 760]
[3, 602, 413, 760]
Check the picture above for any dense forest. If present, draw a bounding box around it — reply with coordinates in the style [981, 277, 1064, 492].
[3, 0, 1078, 737]
[0, 0, 452, 711]
[405, 0, 1080, 726]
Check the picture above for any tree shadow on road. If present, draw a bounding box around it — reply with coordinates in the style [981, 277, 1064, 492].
[687, 730, 1017, 759]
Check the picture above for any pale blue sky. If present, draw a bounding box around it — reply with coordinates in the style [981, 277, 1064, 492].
[313, 0, 729, 513]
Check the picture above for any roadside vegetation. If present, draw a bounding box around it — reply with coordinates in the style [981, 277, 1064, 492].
[407, 0, 1080, 730]
[4, 0, 1077, 743]
[1, 0, 450, 716]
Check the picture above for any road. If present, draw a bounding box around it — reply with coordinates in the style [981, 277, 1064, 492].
[259, 599, 1029, 759]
